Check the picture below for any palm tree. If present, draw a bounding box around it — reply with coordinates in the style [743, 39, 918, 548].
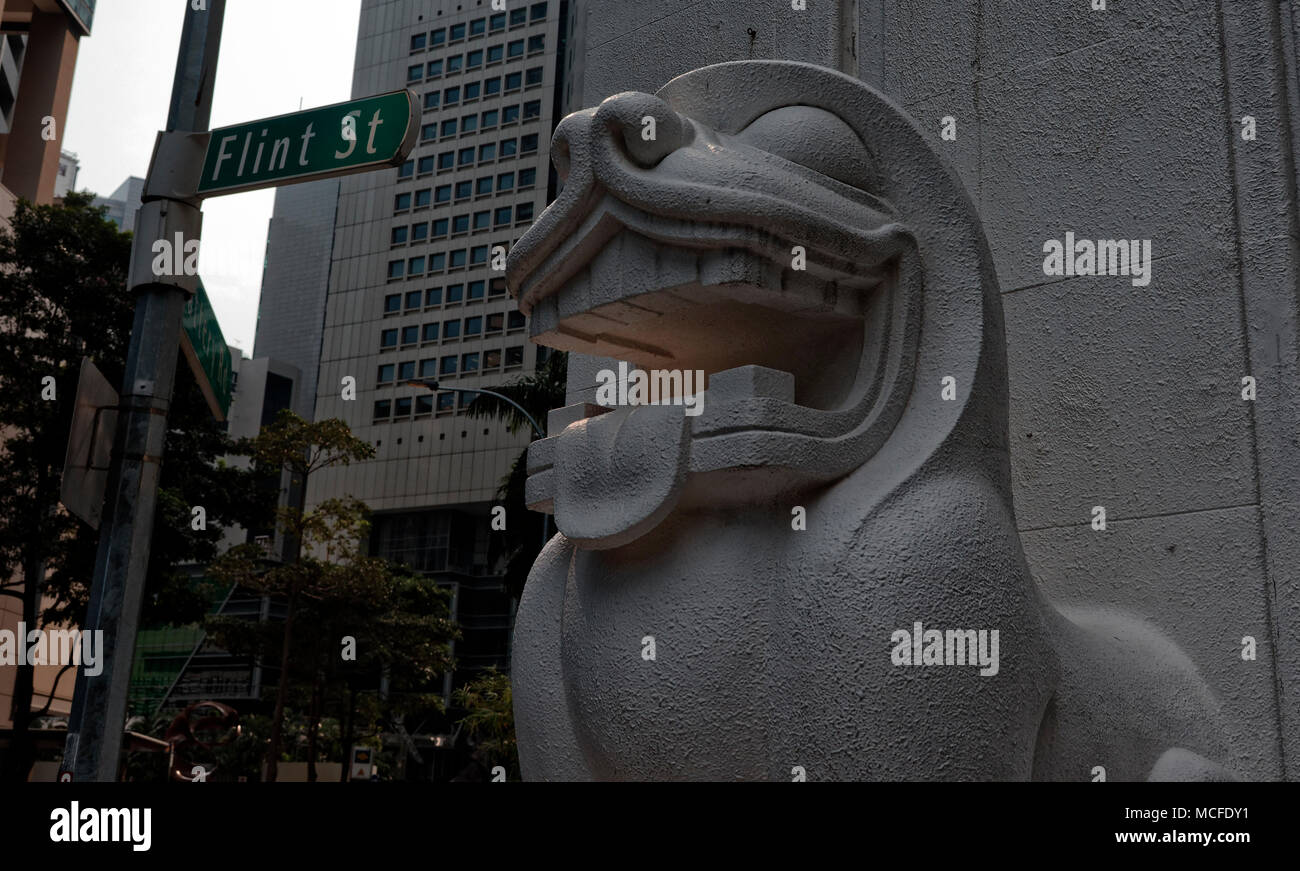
[462, 351, 567, 600]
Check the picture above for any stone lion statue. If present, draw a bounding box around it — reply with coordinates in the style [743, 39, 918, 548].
[504, 60, 1241, 781]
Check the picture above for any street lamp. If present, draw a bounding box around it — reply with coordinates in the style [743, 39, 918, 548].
[405, 378, 550, 546]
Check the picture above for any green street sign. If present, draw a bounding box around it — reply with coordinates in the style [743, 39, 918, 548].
[181, 280, 233, 421]
[196, 89, 418, 197]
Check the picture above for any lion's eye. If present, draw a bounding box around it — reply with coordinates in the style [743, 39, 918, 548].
[733, 106, 874, 191]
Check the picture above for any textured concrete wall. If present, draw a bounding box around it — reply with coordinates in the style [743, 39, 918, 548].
[558, 0, 1300, 779]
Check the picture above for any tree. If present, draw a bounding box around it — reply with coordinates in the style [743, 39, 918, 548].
[462, 351, 566, 600]
[208, 409, 456, 781]
[0, 193, 264, 782]
[453, 668, 518, 780]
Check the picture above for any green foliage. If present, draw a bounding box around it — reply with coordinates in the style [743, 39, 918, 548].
[453, 668, 519, 779]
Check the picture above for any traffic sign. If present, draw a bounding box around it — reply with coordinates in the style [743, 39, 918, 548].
[181, 280, 233, 420]
[196, 89, 418, 197]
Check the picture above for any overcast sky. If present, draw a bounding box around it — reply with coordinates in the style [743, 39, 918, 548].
[63, 0, 363, 355]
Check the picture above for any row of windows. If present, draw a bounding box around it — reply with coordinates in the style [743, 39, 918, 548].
[380, 311, 527, 354]
[384, 279, 508, 315]
[396, 167, 536, 201]
[418, 100, 542, 142]
[417, 67, 545, 110]
[393, 137, 539, 198]
[406, 35, 545, 83]
[408, 3, 548, 54]
[392, 202, 534, 245]
[373, 348, 528, 420]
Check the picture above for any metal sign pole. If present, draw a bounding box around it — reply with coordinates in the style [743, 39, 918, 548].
[62, 0, 226, 782]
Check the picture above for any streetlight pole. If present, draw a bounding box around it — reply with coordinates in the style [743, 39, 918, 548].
[405, 379, 549, 547]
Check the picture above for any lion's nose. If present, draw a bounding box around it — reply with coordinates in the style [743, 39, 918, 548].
[594, 91, 691, 168]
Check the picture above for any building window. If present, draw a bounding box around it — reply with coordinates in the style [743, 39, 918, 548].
[470, 17, 486, 36]
[484, 349, 502, 369]
[444, 86, 460, 105]
[510, 7, 527, 26]
[508, 310, 526, 331]
[507, 39, 525, 59]
[437, 392, 456, 412]
[395, 193, 412, 211]
[416, 394, 434, 416]
[527, 35, 545, 55]
[384, 293, 402, 313]
[470, 245, 489, 266]
[432, 218, 450, 238]
[419, 357, 438, 377]
[388, 260, 405, 279]
[467, 49, 484, 68]
[398, 159, 415, 178]
[477, 176, 494, 196]
[377, 363, 395, 384]
[468, 280, 486, 300]
[489, 277, 507, 297]
[462, 114, 479, 134]
[486, 312, 504, 334]
[438, 151, 455, 171]
[415, 189, 432, 208]
[422, 123, 438, 142]
[477, 142, 496, 162]
[427, 287, 443, 306]
[516, 201, 535, 222]
[502, 104, 520, 124]
[525, 66, 543, 87]
[418, 155, 436, 175]
[391, 226, 409, 246]
[395, 396, 413, 418]
[408, 64, 425, 83]
[412, 222, 429, 241]
[431, 28, 446, 47]
[430, 252, 447, 272]
[440, 118, 456, 138]
[465, 316, 483, 336]
[411, 33, 427, 52]
[405, 290, 423, 310]
[505, 346, 524, 367]
[531, 2, 548, 20]
[427, 59, 444, 77]
[487, 44, 504, 64]
[423, 323, 440, 343]
[402, 325, 420, 346]
[452, 214, 470, 235]
[424, 91, 440, 110]
[481, 108, 499, 128]
[435, 184, 452, 204]
[520, 134, 539, 154]
[500, 138, 518, 157]
[523, 100, 541, 120]
[459, 147, 476, 166]
[494, 206, 512, 226]
[447, 55, 464, 74]
[456, 180, 473, 200]
[484, 77, 502, 97]
[374, 399, 392, 421]
[473, 210, 491, 231]
[381, 328, 399, 348]
[450, 23, 466, 42]
[518, 167, 536, 188]
[464, 81, 482, 101]
[446, 285, 464, 306]
[441, 355, 458, 375]
[497, 171, 515, 191]
[490, 12, 506, 31]
[450, 249, 469, 269]
[462, 352, 480, 373]
[505, 72, 522, 92]
[398, 360, 416, 382]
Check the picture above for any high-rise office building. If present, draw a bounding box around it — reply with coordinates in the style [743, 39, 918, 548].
[255, 0, 573, 704]
[91, 175, 142, 231]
